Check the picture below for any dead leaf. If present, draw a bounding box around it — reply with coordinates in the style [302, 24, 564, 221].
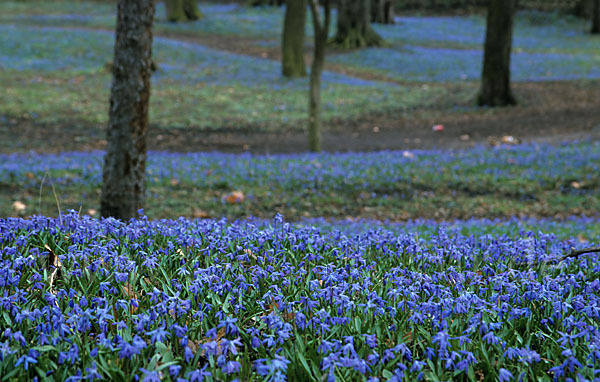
[501, 135, 518, 144]
[193, 208, 210, 219]
[122, 283, 138, 314]
[12, 201, 26, 213]
[223, 191, 245, 204]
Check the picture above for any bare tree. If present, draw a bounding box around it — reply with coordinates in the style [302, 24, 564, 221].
[478, 0, 517, 107]
[282, 0, 307, 77]
[371, 0, 394, 24]
[592, 0, 600, 33]
[101, 0, 155, 220]
[307, 0, 331, 152]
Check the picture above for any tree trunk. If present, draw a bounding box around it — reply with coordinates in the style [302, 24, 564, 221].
[573, 0, 592, 17]
[101, 0, 155, 220]
[371, 0, 394, 24]
[248, 0, 286, 7]
[249, 0, 284, 5]
[165, 0, 202, 22]
[308, 37, 324, 152]
[592, 0, 600, 33]
[478, 0, 517, 107]
[282, 0, 307, 77]
[333, 0, 382, 49]
[307, 0, 330, 152]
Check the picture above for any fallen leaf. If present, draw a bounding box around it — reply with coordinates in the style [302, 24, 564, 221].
[122, 283, 139, 314]
[193, 208, 210, 219]
[501, 135, 518, 144]
[223, 191, 245, 204]
[12, 201, 26, 213]
[45, 244, 62, 296]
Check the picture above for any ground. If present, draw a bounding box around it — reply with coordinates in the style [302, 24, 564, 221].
[2, 5, 599, 155]
[4, 79, 600, 154]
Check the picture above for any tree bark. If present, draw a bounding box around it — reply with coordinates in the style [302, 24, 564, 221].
[371, 0, 394, 24]
[478, 0, 517, 107]
[101, 0, 155, 220]
[282, 0, 307, 77]
[333, 0, 383, 49]
[308, 0, 330, 152]
[592, 0, 600, 33]
[165, 0, 202, 22]
[249, 0, 284, 5]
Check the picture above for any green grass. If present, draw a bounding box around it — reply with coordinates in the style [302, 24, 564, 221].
[0, 69, 446, 131]
[3, 143, 599, 221]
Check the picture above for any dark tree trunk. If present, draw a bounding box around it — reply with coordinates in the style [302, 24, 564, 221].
[478, 0, 517, 107]
[333, 0, 382, 49]
[165, 0, 202, 22]
[282, 0, 307, 77]
[592, 0, 600, 33]
[101, 0, 155, 220]
[307, 0, 330, 152]
[371, 0, 394, 24]
[249, 0, 284, 5]
[573, 0, 592, 17]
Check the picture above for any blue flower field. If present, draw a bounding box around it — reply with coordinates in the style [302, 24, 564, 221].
[1, 211, 599, 381]
[1, 1, 600, 381]
[2, 140, 600, 380]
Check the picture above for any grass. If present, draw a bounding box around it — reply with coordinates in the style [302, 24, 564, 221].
[2, 142, 599, 221]
[0, 2, 599, 134]
[0, 24, 444, 131]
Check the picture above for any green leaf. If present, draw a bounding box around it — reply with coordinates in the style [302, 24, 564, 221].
[296, 351, 313, 379]
[382, 369, 394, 379]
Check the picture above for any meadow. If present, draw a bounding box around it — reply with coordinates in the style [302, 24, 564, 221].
[1, 1, 600, 381]
[2, 142, 599, 221]
[1, 212, 599, 381]
[0, 2, 599, 133]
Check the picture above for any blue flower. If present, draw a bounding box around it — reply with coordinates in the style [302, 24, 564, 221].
[140, 368, 161, 382]
[499, 368, 513, 382]
[15, 354, 38, 370]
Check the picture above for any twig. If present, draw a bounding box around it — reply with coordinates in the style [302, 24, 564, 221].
[48, 174, 62, 226]
[516, 247, 600, 270]
[38, 172, 48, 215]
[558, 247, 600, 262]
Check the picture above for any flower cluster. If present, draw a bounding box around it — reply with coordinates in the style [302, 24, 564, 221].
[1, 212, 599, 380]
[2, 141, 599, 194]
